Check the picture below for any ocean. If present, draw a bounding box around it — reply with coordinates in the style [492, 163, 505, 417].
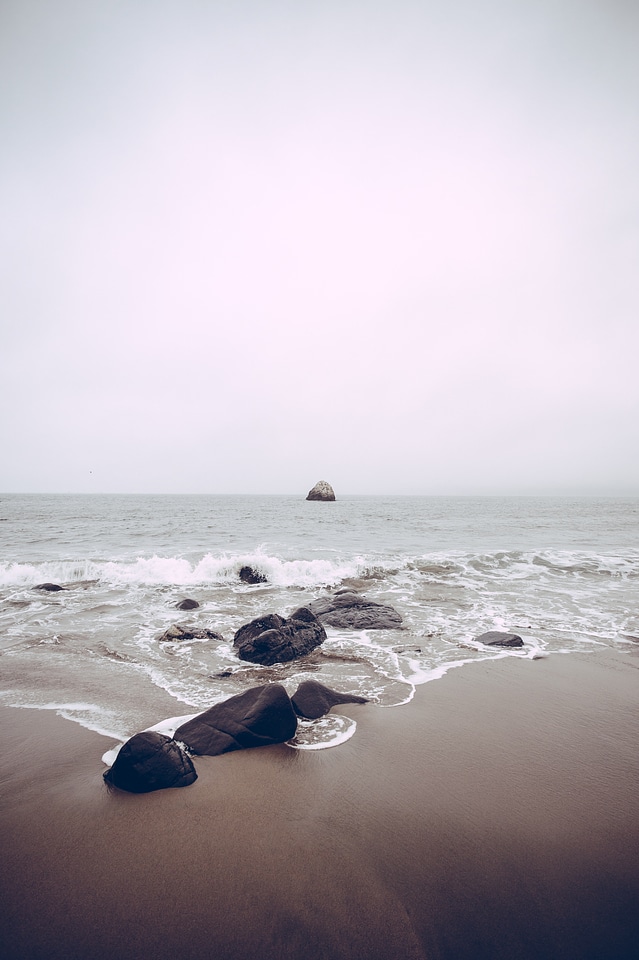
[1, 494, 637, 753]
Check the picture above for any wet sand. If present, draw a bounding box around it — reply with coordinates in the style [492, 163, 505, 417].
[1, 648, 638, 960]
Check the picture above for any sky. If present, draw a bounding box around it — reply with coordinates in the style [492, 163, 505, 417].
[1, 0, 638, 495]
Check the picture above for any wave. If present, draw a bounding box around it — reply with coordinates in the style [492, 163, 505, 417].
[0, 551, 414, 591]
[2, 548, 637, 592]
[409, 550, 639, 582]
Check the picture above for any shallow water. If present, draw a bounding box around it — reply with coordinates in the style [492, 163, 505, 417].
[1, 494, 637, 747]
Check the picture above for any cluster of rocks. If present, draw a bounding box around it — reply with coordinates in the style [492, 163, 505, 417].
[103, 582, 525, 794]
[104, 680, 369, 794]
[160, 590, 406, 662]
[159, 591, 524, 660]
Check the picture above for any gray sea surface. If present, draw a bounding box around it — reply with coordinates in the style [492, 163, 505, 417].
[1, 494, 637, 747]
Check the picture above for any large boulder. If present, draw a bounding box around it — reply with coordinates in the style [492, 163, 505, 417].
[306, 480, 336, 501]
[157, 624, 224, 643]
[476, 630, 524, 648]
[291, 680, 369, 720]
[175, 683, 298, 755]
[233, 607, 326, 665]
[103, 731, 197, 793]
[308, 590, 403, 630]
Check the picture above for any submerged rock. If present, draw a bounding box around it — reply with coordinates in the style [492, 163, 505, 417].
[176, 598, 199, 610]
[103, 731, 197, 793]
[239, 565, 268, 585]
[233, 607, 326, 665]
[291, 680, 369, 720]
[476, 630, 524, 648]
[175, 683, 298, 755]
[157, 624, 224, 643]
[306, 480, 336, 501]
[34, 582, 64, 592]
[308, 590, 403, 630]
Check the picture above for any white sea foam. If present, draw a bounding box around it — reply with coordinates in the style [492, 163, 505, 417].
[0, 553, 366, 589]
[101, 712, 199, 766]
[286, 714, 358, 750]
[147, 713, 199, 737]
[0, 696, 123, 741]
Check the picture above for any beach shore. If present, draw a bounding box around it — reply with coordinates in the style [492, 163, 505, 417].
[2, 648, 638, 960]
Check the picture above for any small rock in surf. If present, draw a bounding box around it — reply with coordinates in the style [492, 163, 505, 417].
[157, 624, 224, 643]
[476, 630, 524, 648]
[239, 566, 268, 584]
[176, 598, 199, 610]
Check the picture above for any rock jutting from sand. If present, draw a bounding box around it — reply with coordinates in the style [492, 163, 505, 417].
[103, 730, 198, 794]
[308, 590, 403, 630]
[476, 630, 524, 648]
[306, 480, 336, 501]
[103, 680, 369, 792]
[157, 624, 224, 643]
[233, 607, 326, 665]
[174, 683, 298, 756]
[291, 680, 369, 720]
[239, 565, 268, 584]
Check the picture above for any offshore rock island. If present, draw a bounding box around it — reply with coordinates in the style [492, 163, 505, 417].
[306, 480, 336, 501]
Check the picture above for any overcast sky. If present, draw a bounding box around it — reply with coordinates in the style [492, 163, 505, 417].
[1, 0, 637, 495]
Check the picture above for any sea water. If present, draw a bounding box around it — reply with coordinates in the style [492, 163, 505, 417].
[0, 494, 637, 750]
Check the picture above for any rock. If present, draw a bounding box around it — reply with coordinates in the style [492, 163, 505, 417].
[239, 565, 268, 585]
[291, 680, 369, 720]
[476, 630, 524, 648]
[34, 583, 64, 592]
[157, 624, 224, 643]
[175, 683, 298, 755]
[306, 480, 336, 501]
[308, 591, 403, 630]
[233, 607, 326, 666]
[103, 731, 197, 793]
[176, 598, 199, 610]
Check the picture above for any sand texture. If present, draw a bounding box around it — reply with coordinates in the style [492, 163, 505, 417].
[1, 648, 638, 960]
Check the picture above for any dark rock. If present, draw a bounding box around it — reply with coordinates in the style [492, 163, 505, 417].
[306, 480, 336, 501]
[291, 680, 369, 720]
[175, 683, 298, 755]
[308, 591, 403, 630]
[176, 598, 199, 610]
[239, 565, 268, 585]
[103, 731, 197, 793]
[158, 624, 224, 643]
[233, 607, 326, 666]
[34, 583, 64, 592]
[476, 630, 524, 648]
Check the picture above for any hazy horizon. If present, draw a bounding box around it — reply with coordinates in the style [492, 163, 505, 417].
[1, 488, 637, 499]
[2, 0, 638, 497]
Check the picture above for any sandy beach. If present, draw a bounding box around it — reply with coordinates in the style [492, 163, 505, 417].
[1, 648, 638, 960]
